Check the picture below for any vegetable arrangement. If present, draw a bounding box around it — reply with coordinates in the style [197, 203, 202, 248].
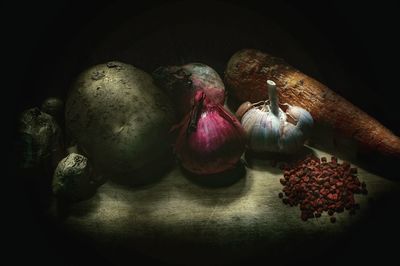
[16, 47, 387, 225]
[225, 49, 400, 158]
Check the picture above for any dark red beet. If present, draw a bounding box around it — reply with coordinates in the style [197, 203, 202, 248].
[153, 63, 225, 117]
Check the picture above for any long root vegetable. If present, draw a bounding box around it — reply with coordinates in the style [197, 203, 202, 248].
[225, 49, 400, 158]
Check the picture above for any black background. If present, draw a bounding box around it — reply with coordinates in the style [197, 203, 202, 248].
[5, 0, 400, 265]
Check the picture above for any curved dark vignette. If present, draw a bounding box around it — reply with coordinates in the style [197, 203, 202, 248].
[5, 0, 400, 265]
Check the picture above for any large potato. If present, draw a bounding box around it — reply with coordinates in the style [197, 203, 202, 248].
[65, 61, 176, 180]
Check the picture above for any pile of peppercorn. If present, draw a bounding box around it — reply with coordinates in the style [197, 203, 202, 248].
[278, 155, 368, 222]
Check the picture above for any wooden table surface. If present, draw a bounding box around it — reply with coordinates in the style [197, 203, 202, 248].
[47, 134, 400, 265]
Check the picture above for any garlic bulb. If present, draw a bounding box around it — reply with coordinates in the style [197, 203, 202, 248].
[237, 80, 313, 154]
[242, 107, 280, 152]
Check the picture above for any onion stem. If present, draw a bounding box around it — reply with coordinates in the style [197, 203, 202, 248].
[188, 94, 205, 134]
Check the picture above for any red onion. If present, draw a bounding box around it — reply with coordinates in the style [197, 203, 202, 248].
[153, 63, 225, 117]
[175, 91, 246, 175]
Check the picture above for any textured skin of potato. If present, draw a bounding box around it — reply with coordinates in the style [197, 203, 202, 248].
[52, 153, 94, 201]
[66, 61, 176, 179]
[18, 107, 64, 169]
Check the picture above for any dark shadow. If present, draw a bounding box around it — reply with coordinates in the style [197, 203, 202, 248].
[307, 123, 359, 162]
[182, 161, 246, 188]
[52, 188, 100, 221]
[107, 175, 174, 204]
[355, 152, 400, 181]
[89, 168, 109, 187]
[244, 146, 315, 173]
[226, 94, 242, 115]
[325, 191, 400, 266]
[17, 162, 54, 212]
[53, 198, 69, 221]
[108, 153, 175, 187]
[177, 161, 251, 207]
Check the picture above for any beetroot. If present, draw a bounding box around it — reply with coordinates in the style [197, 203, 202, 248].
[153, 63, 225, 117]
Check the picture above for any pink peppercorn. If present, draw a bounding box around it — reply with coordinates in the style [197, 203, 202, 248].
[278, 155, 367, 222]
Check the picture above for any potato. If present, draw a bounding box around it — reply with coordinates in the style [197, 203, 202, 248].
[18, 107, 64, 169]
[65, 61, 176, 180]
[52, 153, 95, 201]
[41, 97, 64, 122]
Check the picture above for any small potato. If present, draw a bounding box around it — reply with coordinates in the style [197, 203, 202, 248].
[52, 153, 94, 201]
[18, 107, 64, 169]
[41, 97, 64, 122]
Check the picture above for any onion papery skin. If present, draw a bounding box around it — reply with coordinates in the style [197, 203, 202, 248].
[175, 94, 245, 175]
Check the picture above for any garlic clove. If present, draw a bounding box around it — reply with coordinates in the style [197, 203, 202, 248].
[277, 108, 288, 125]
[236, 101, 253, 120]
[286, 105, 313, 135]
[279, 123, 305, 153]
[242, 108, 280, 152]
